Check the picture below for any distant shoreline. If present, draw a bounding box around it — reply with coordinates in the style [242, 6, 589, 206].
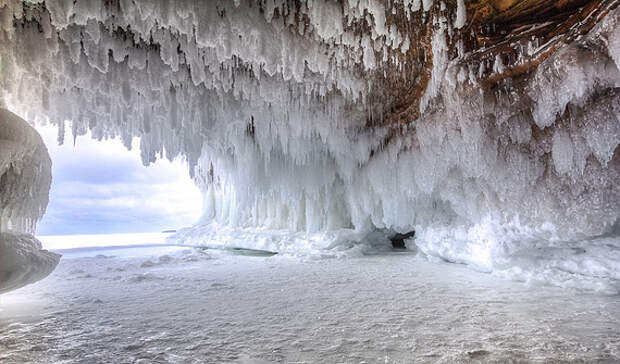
[37, 232, 175, 251]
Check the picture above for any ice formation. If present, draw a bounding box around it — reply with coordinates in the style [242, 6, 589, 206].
[0, 0, 619, 292]
[0, 108, 59, 294]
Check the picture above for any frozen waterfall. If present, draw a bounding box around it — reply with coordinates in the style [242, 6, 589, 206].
[0, 0, 619, 293]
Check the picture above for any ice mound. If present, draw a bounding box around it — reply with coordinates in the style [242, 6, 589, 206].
[140, 254, 176, 268]
[126, 272, 163, 283]
[0, 232, 60, 294]
[415, 221, 620, 294]
[1, 1, 619, 292]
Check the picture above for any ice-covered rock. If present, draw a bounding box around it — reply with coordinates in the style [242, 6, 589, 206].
[0, 108, 59, 293]
[0, 232, 60, 294]
[0, 108, 51, 233]
[0, 0, 618, 291]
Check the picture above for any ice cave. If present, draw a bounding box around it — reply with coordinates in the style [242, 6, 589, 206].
[2, 0, 618, 291]
[0, 0, 620, 360]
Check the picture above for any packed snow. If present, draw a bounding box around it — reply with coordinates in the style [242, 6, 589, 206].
[0, 0, 618, 293]
[1, 242, 620, 363]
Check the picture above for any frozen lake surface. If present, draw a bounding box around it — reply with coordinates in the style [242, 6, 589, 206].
[1, 243, 620, 363]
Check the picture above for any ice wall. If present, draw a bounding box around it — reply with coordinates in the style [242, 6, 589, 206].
[0, 108, 60, 293]
[0, 0, 618, 292]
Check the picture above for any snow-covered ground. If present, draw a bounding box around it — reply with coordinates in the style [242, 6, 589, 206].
[1, 241, 619, 363]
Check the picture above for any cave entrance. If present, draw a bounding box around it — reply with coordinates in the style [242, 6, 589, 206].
[389, 231, 415, 250]
[32, 124, 202, 247]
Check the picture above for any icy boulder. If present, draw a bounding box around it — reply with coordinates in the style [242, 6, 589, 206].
[0, 232, 60, 294]
[0, 108, 58, 293]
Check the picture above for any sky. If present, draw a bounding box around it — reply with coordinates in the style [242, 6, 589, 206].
[35, 124, 203, 236]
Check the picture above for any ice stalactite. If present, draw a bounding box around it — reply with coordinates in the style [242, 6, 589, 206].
[0, 0, 618, 292]
[0, 108, 59, 294]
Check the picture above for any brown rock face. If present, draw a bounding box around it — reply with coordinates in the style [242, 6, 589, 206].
[468, 0, 618, 82]
[377, 0, 620, 130]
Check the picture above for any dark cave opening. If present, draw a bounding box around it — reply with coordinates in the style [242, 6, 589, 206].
[389, 231, 415, 249]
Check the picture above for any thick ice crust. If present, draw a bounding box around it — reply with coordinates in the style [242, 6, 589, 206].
[0, 232, 60, 294]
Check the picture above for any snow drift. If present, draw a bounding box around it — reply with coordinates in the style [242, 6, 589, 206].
[0, 108, 59, 294]
[0, 0, 618, 292]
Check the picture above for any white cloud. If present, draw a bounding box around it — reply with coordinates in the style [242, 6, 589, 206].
[35, 124, 202, 235]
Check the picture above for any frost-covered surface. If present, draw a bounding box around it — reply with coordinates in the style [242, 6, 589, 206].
[0, 108, 58, 293]
[0, 232, 59, 294]
[0, 1, 619, 291]
[1, 245, 620, 363]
